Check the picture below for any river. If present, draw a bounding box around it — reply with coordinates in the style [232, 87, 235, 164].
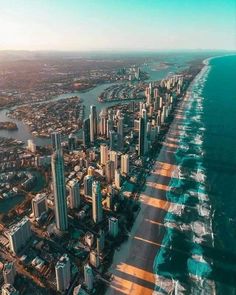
[0, 53, 204, 146]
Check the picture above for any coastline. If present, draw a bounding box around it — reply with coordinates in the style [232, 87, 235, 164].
[105, 61, 209, 295]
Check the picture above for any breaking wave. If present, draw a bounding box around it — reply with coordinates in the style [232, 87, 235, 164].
[153, 61, 216, 294]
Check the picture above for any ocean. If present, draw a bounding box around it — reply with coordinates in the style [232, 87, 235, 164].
[153, 55, 236, 294]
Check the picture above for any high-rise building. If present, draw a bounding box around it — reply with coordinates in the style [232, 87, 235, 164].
[105, 160, 115, 184]
[68, 133, 77, 151]
[87, 166, 95, 176]
[99, 109, 107, 136]
[100, 144, 108, 165]
[84, 264, 93, 291]
[51, 144, 68, 232]
[133, 119, 140, 131]
[161, 105, 167, 123]
[135, 67, 140, 80]
[89, 105, 97, 143]
[27, 139, 36, 153]
[147, 94, 152, 105]
[109, 150, 118, 170]
[108, 217, 119, 238]
[97, 229, 105, 254]
[138, 117, 145, 157]
[138, 109, 148, 157]
[1, 284, 19, 295]
[55, 254, 71, 292]
[154, 87, 159, 99]
[89, 250, 100, 268]
[106, 190, 114, 209]
[92, 181, 103, 223]
[8, 217, 31, 254]
[84, 175, 93, 197]
[109, 130, 117, 150]
[145, 86, 150, 98]
[32, 193, 48, 220]
[153, 99, 158, 111]
[115, 169, 121, 189]
[68, 179, 80, 209]
[121, 154, 129, 175]
[106, 118, 113, 138]
[82, 118, 90, 147]
[147, 121, 152, 139]
[158, 96, 163, 109]
[3, 262, 16, 285]
[89, 149, 96, 162]
[149, 82, 152, 96]
[51, 132, 62, 152]
[117, 116, 124, 150]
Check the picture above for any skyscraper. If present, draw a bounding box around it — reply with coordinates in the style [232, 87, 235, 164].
[109, 130, 117, 150]
[121, 154, 129, 175]
[108, 217, 119, 238]
[138, 117, 145, 157]
[109, 150, 118, 170]
[100, 144, 109, 165]
[8, 217, 31, 254]
[117, 115, 124, 150]
[84, 264, 93, 291]
[3, 262, 16, 285]
[105, 160, 115, 184]
[115, 169, 121, 189]
[68, 133, 77, 151]
[138, 109, 147, 157]
[68, 179, 80, 209]
[89, 105, 97, 143]
[92, 181, 103, 223]
[82, 118, 90, 147]
[51, 135, 68, 231]
[99, 109, 107, 136]
[51, 132, 62, 152]
[154, 87, 159, 99]
[107, 118, 113, 138]
[97, 229, 105, 254]
[27, 139, 36, 153]
[32, 193, 48, 220]
[55, 254, 71, 292]
[89, 250, 100, 268]
[84, 175, 93, 197]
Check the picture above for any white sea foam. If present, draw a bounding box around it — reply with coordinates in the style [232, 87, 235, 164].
[153, 59, 216, 294]
[191, 168, 206, 183]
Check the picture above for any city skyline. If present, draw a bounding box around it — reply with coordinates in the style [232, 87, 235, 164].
[0, 0, 235, 51]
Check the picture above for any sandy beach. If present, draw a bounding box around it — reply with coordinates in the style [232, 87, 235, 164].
[106, 95, 189, 295]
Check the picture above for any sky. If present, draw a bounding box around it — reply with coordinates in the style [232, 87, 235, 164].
[0, 0, 235, 51]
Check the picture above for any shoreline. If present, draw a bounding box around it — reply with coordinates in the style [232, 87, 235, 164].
[105, 62, 208, 295]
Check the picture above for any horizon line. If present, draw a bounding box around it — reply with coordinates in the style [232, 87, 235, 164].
[0, 48, 235, 53]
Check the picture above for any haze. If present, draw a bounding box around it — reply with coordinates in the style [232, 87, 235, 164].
[0, 0, 235, 51]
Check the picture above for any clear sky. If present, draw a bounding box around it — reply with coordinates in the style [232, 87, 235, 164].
[0, 0, 235, 51]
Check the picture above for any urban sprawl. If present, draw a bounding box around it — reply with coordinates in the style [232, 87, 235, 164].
[0, 63, 202, 295]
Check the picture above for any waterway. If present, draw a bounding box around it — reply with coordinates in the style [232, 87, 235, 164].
[0, 169, 46, 214]
[0, 53, 202, 146]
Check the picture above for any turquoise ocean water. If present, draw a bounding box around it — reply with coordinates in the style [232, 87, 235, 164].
[153, 55, 236, 294]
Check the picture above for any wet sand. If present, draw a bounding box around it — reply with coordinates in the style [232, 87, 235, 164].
[106, 97, 189, 295]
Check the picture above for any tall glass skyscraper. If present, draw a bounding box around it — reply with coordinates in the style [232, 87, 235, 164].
[51, 132, 62, 152]
[89, 105, 97, 143]
[51, 133, 68, 231]
[92, 181, 103, 223]
[82, 118, 90, 147]
[138, 109, 148, 157]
